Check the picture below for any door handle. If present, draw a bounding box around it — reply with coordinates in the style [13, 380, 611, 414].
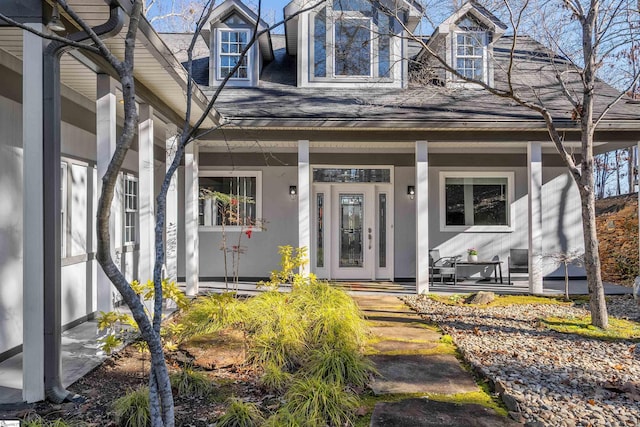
[368, 233, 372, 250]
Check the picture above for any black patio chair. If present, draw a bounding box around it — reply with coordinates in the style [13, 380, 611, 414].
[429, 249, 460, 285]
[508, 249, 529, 285]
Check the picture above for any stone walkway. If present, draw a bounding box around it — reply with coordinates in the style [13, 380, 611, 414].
[353, 295, 519, 426]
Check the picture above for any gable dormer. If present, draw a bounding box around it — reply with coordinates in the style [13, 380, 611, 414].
[424, 1, 507, 86]
[285, 0, 423, 88]
[204, 0, 273, 87]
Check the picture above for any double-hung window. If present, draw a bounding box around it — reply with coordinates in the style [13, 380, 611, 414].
[440, 172, 514, 232]
[199, 171, 262, 230]
[124, 174, 138, 244]
[218, 29, 249, 79]
[455, 32, 485, 80]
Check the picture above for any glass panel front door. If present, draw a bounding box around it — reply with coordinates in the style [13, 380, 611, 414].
[339, 194, 364, 267]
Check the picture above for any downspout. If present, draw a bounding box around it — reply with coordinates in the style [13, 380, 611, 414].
[43, 3, 123, 404]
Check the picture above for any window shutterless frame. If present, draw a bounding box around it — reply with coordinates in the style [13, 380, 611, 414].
[216, 28, 251, 81]
[123, 174, 138, 245]
[439, 171, 515, 232]
[198, 170, 262, 232]
[452, 31, 487, 83]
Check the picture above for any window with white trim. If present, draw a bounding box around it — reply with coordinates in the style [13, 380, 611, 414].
[455, 32, 485, 80]
[199, 172, 262, 230]
[311, 0, 393, 80]
[123, 175, 138, 244]
[452, 16, 488, 83]
[218, 29, 249, 79]
[440, 172, 514, 232]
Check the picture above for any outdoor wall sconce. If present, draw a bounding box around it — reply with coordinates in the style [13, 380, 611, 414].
[47, 4, 66, 32]
[407, 185, 415, 200]
[289, 185, 297, 200]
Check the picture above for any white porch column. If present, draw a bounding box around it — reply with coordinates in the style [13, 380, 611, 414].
[138, 104, 155, 283]
[22, 24, 45, 403]
[96, 74, 118, 312]
[165, 124, 179, 283]
[527, 142, 543, 294]
[185, 142, 199, 295]
[416, 141, 429, 294]
[298, 140, 310, 275]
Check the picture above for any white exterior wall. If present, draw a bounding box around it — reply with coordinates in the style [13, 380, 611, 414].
[192, 166, 299, 278]
[394, 165, 584, 279]
[0, 92, 143, 356]
[0, 95, 24, 354]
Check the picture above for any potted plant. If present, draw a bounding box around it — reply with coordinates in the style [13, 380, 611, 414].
[467, 248, 478, 262]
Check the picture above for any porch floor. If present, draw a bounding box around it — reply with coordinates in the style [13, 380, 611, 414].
[0, 277, 631, 406]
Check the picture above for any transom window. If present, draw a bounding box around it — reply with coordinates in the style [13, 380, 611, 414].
[218, 29, 249, 79]
[440, 172, 514, 232]
[313, 168, 391, 183]
[124, 174, 138, 244]
[199, 172, 262, 230]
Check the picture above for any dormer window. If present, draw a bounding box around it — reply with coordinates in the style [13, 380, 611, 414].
[455, 32, 485, 80]
[218, 29, 249, 79]
[453, 16, 489, 83]
[310, 0, 394, 82]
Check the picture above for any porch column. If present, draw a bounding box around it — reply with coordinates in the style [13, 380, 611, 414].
[298, 140, 311, 275]
[138, 104, 155, 284]
[185, 142, 199, 296]
[527, 142, 543, 294]
[96, 74, 118, 312]
[165, 123, 179, 283]
[416, 141, 429, 294]
[22, 24, 45, 403]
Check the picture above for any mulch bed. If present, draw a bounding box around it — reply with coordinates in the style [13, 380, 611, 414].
[1, 346, 264, 426]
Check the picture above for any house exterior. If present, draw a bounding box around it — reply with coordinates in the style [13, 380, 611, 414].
[0, 0, 638, 403]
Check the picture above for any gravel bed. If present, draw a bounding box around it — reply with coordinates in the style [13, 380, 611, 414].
[403, 295, 640, 427]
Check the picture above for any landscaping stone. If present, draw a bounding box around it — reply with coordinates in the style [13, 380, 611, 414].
[370, 339, 437, 353]
[180, 328, 246, 370]
[369, 354, 479, 395]
[369, 325, 440, 342]
[466, 291, 496, 305]
[369, 398, 520, 427]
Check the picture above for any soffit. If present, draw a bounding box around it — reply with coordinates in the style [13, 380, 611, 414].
[0, 0, 218, 128]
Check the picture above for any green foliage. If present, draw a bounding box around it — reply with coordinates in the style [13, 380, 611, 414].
[302, 345, 374, 388]
[177, 292, 248, 340]
[244, 291, 307, 368]
[96, 278, 188, 354]
[216, 397, 265, 427]
[284, 376, 359, 427]
[22, 415, 86, 427]
[542, 315, 640, 341]
[170, 365, 212, 397]
[174, 247, 370, 427]
[258, 246, 310, 290]
[260, 361, 293, 393]
[262, 408, 301, 427]
[440, 334, 454, 344]
[112, 386, 150, 427]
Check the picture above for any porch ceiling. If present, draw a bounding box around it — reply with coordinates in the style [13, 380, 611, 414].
[0, 0, 219, 128]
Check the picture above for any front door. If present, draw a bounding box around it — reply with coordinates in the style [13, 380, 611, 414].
[332, 188, 374, 279]
[311, 167, 394, 281]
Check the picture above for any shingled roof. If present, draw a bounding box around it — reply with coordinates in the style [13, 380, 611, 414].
[160, 33, 640, 131]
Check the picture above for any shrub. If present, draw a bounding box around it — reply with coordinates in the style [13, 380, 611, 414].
[22, 416, 85, 427]
[170, 365, 211, 397]
[112, 386, 150, 427]
[177, 292, 248, 340]
[284, 376, 359, 427]
[216, 397, 265, 427]
[302, 345, 374, 388]
[260, 361, 293, 393]
[262, 408, 300, 427]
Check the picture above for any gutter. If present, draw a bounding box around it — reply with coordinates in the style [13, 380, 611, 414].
[42, 2, 124, 404]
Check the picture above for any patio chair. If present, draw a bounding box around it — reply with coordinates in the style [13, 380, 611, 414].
[429, 249, 460, 285]
[508, 249, 529, 285]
